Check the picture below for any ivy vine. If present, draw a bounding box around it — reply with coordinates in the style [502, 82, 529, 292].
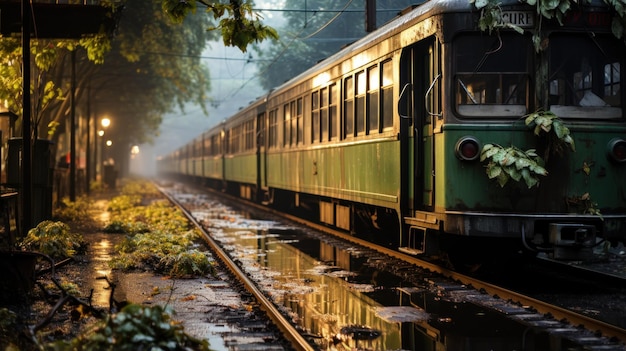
[471, 0, 626, 52]
[524, 110, 575, 159]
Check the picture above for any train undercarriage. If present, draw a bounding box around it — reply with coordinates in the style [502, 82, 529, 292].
[203, 177, 623, 271]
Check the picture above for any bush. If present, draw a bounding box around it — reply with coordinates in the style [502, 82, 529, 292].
[19, 221, 85, 260]
[47, 303, 210, 351]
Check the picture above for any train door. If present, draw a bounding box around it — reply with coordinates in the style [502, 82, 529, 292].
[398, 37, 442, 253]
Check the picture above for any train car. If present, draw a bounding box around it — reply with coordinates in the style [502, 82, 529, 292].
[201, 125, 225, 189]
[222, 98, 267, 201]
[160, 0, 626, 263]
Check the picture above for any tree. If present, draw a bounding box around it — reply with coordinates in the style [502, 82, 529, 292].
[162, 0, 278, 51]
[1, 0, 278, 176]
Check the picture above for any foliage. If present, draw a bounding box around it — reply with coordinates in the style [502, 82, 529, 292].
[524, 110, 576, 157]
[163, 0, 277, 52]
[480, 144, 548, 188]
[471, 0, 524, 34]
[566, 193, 603, 219]
[0, 308, 18, 350]
[47, 303, 211, 351]
[107, 195, 143, 212]
[471, 0, 626, 51]
[53, 196, 91, 222]
[44, 278, 82, 296]
[109, 229, 214, 277]
[160, 249, 215, 278]
[253, 0, 416, 90]
[120, 179, 162, 197]
[106, 181, 213, 277]
[90, 180, 105, 193]
[19, 221, 85, 260]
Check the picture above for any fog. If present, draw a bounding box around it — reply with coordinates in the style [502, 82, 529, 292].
[129, 1, 412, 177]
[130, 2, 285, 177]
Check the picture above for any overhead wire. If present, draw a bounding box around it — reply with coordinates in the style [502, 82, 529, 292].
[222, 0, 354, 102]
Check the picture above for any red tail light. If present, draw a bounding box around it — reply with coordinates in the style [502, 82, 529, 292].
[455, 137, 480, 161]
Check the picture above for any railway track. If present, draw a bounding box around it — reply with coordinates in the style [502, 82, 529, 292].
[159, 181, 626, 350]
[158, 186, 315, 351]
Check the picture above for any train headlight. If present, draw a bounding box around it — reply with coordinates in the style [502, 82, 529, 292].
[455, 136, 481, 161]
[608, 138, 626, 163]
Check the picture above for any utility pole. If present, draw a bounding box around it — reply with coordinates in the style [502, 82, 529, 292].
[22, 0, 32, 232]
[365, 0, 376, 32]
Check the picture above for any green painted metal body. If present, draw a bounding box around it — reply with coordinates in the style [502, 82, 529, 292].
[437, 124, 626, 214]
[225, 152, 257, 185]
[202, 156, 223, 180]
[266, 137, 401, 209]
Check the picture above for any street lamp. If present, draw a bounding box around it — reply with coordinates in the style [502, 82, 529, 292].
[99, 118, 110, 182]
[101, 118, 110, 129]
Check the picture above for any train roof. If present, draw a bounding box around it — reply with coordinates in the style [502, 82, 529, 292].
[267, 0, 477, 96]
[266, 0, 612, 97]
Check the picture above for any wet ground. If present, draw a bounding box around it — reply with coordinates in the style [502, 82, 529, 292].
[167, 186, 626, 351]
[14, 191, 287, 351]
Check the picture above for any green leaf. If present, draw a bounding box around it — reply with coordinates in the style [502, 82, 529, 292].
[563, 135, 575, 151]
[522, 168, 539, 188]
[487, 164, 503, 179]
[497, 171, 510, 187]
[530, 163, 548, 176]
[474, 0, 490, 9]
[552, 119, 566, 138]
[505, 165, 523, 181]
[515, 157, 532, 170]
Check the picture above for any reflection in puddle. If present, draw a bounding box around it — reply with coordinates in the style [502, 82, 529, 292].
[208, 212, 595, 351]
[216, 226, 404, 350]
[91, 238, 113, 307]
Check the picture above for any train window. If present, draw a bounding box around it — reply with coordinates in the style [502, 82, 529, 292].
[381, 60, 393, 129]
[283, 103, 290, 147]
[329, 84, 338, 140]
[321, 87, 329, 141]
[549, 34, 623, 119]
[269, 109, 278, 149]
[290, 101, 297, 146]
[244, 119, 254, 151]
[193, 139, 202, 157]
[356, 71, 366, 135]
[209, 134, 217, 155]
[454, 34, 528, 117]
[344, 76, 354, 138]
[296, 98, 304, 145]
[312, 91, 320, 143]
[230, 126, 240, 154]
[225, 130, 231, 154]
[368, 65, 380, 133]
[203, 135, 210, 155]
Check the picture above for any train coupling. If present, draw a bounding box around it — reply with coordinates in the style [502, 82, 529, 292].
[549, 223, 596, 260]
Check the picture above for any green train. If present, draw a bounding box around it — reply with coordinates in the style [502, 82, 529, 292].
[158, 0, 626, 263]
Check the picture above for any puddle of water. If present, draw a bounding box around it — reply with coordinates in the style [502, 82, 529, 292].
[213, 221, 607, 351]
[91, 238, 113, 307]
[173, 192, 620, 351]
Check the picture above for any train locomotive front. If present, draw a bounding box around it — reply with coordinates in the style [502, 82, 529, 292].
[398, 0, 626, 261]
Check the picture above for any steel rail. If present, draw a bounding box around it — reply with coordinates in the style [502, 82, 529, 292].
[158, 187, 316, 351]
